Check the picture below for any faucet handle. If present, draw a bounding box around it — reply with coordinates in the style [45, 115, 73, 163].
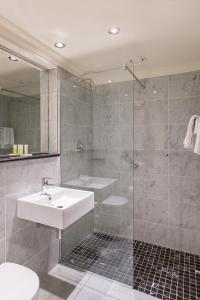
[42, 176, 54, 185]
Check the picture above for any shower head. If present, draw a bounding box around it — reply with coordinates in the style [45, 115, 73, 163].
[77, 77, 96, 91]
[130, 56, 145, 65]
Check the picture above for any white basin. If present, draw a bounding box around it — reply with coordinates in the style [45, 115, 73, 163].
[17, 187, 94, 229]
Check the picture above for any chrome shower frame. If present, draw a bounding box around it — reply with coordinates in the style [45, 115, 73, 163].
[77, 58, 146, 90]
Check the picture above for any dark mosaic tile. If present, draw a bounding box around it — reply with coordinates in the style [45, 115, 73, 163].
[62, 231, 200, 300]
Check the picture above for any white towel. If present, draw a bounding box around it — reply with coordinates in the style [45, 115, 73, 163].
[194, 119, 200, 154]
[194, 117, 199, 134]
[0, 127, 14, 148]
[183, 115, 198, 149]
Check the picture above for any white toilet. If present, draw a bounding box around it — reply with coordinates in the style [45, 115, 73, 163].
[0, 262, 39, 300]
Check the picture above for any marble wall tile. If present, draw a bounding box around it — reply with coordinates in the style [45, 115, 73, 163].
[119, 102, 133, 126]
[62, 211, 93, 256]
[169, 71, 200, 98]
[135, 221, 168, 247]
[134, 125, 168, 150]
[0, 238, 5, 263]
[169, 150, 200, 177]
[95, 82, 120, 105]
[134, 150, 168, 176]
[134, 76, 168, 102]
[0, 157, 60, 274]
[134, 175, 168, 202]
[134, 99, 168, 125]
[134, 198, 168, 225]
[120, 126, 133, 151]
[168, 200, 200, 230]
[167, 226, 200, 254]
[133, 72, 200, 254]
[0, 165, 5, 240]
[119, 80, 133, 103]
[93, 103, 119, 126]
[169, 175, 200, 206]
[169, 124, 187, 150]
[93, 126, 120, 150]
[169, 97, 200, 124]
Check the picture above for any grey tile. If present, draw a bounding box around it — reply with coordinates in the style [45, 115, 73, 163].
[134, 75, 168, 101]
[0, 238, 5, 263]
[169, 124, 187, 150]
[167, 226, 200, 254]
[93, 126, 120, 150]
[119, 102, 133, 126]
[134, 174, 168, 202]
[93, 104, 119, 126]
[134, 125, 168, 150]
[169, 96, 200, 124]
[169, 175, 200, 206]
[134, 197, 168, 225]
[142, 222, 168, 247]
[169, 71, 200, 98]
[120, 126, 133, 151]
[134, 99, 168, 125]
[169, 150, 200, 177]
[134, 150, 168, 176]
[168, 200, 200, 230]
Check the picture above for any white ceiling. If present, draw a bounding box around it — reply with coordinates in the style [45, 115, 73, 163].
[0, 0, 200, 83]
[0, 50, 40, 96]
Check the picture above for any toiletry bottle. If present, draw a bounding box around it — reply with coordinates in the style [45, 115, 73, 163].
[24, 144, 28, 155]
[18, 144, 23, 155]
[13, 144, 18, 155]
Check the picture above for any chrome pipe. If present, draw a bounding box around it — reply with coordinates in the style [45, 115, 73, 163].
[124, 64, 145, 89]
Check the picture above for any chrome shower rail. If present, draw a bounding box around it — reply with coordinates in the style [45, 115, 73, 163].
[124, 64, 145, 89]
[78, 62, 146, 89]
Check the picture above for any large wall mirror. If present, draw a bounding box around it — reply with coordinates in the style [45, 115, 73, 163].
[0, 46, 53, 160]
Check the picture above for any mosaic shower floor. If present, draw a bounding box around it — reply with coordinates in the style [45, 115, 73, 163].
[62, 231, 200, 300]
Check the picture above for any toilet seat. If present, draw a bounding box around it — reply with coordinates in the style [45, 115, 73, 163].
[0, 262, 39, 300]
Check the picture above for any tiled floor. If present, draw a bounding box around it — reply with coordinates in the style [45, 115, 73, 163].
[62, 231, 200, 300]
[62, 231, 133, 286]
[134, 240, 200, 300]
[38, 264, 157, 300]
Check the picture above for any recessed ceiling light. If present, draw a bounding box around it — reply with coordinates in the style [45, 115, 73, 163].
[108, 26, 120, 35]
[73, 85, 76, 88]
[108, 80, 112, 83]
[54, 42, 65, 48]
[8, 56, 18, 61]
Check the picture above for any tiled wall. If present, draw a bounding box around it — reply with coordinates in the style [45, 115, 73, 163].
[0, 94, 40, 152]
[59, 68, 93, 184]
[0, 95, 9, 127]
[9, 97, 40, 152]
[59, 68, 199, 255]
[0, 154, 60, 274]
[59, 68, 94, 254]
[92, 82, 133, 238]
[134, 71, 200, 255]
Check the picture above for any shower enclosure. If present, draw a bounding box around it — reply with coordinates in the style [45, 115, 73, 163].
[59, 65, 134, 286]
[59, 66, 199, 299]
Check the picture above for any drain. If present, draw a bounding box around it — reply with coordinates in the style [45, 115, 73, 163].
[97, 247, 113, 257]
[56, 205, 63, 209]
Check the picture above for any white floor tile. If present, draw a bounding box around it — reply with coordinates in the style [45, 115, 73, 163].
[72, 286, 106, 300]
[49, 264, 89, 286]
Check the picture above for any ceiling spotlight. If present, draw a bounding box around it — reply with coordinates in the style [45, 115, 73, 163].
[108, 80, 112, 83]
[54, 42, 65, 48]
[73, 85, 76, 88]
[8, 56, 18, 61]
[108, 26, 120, 35]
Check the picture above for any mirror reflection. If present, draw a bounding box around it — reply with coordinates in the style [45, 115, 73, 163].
[0, 48, 48, 157]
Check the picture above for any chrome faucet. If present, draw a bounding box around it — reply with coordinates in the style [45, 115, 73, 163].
[41, 177, 55, 199]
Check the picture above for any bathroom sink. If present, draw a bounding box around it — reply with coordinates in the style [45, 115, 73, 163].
[17, 187, 94, 229]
